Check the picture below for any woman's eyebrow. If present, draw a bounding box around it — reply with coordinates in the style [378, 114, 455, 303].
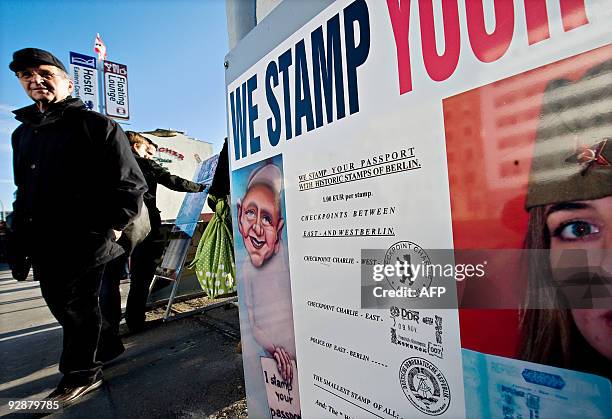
[546, 202, 591, 216]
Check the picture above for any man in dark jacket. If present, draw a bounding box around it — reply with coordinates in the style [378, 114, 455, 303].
[124, 131, 206, 331]
[9, 48, 147, 404]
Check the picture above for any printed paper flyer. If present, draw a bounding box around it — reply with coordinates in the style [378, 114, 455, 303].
[226, 0, 611, 417]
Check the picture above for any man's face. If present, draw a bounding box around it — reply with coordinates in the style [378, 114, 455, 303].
[145, 144, 156, 159]
[133, 143, 148, 158]
[16, 64, 73, 106]
[238, 184, 284, 267]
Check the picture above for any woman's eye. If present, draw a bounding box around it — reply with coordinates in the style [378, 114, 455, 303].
[555, 221, 600, 240]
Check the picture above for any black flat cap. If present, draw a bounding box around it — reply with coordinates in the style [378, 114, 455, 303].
[9, 48, 67, 73]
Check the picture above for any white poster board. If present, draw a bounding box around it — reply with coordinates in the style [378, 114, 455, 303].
[226, 0, 612, 418]
[142, 131, 214, 221]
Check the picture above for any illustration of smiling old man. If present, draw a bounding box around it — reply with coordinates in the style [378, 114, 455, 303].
[237, 161, 297, 388]
[238, 163, 285, 267]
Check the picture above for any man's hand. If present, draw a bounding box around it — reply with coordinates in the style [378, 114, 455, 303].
[112, 229, 122, 241]
[198, 183, 208, 192]
[273, 346, 293, 383]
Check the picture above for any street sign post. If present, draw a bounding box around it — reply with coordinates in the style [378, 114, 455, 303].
[103, 60, 129, 120]
[69, 52, 100, 112]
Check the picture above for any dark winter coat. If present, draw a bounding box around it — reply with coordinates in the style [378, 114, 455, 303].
[11, 97, 147, 271]
[134, 156, 204, 228]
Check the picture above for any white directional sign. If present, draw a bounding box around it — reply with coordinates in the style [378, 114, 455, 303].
[69, 52, 99, 112]
[103, 60, 129, 120]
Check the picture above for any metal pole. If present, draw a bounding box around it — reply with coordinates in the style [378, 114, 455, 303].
[162, 250, 190, 321]
[226, 0, 256, 50]
[96, 58, 105, 115]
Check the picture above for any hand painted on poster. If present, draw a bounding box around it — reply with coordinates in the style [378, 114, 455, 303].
[273, 345, 294, 383]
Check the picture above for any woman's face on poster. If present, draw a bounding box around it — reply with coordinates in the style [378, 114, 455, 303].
[545, 195, 612, 361]
[546, 196, 612, 254]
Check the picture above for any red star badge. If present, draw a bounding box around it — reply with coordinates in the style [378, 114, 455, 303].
[566, 139, 611, 175]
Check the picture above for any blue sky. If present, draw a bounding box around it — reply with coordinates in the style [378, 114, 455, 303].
[0, 0, 229, 214]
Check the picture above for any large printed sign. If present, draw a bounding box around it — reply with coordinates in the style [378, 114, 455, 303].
[227, 0, 612, 417]
[158, 153, 219, 279]
[69, 52, 99, 111]
[141, 131, 214, 221]
[103, 60, 129, 119]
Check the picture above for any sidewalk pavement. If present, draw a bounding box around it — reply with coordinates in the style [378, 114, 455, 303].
[0, 265, 246, 418]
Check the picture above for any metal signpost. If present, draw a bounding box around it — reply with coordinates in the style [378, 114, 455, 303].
[69, 52, 100, 112]
[69, 50, 129, 123]
[102, 60, 130, 120]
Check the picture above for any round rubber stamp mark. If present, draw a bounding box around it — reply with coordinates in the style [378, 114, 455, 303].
[398, 357, 451, 416]
[384, 241, 433, 291]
